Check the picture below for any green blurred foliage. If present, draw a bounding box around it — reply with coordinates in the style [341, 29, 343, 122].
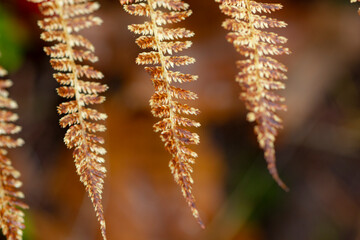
[22, 210, 34, 240]
[0, 4, 27, 71]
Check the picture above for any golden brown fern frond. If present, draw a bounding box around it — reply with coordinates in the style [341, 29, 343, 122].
[351, 0, 360, 15]
[216, 0, 290, 191]
[120, 0, 204, 228]
[27, 0, 108, 238]
[0, 66, 27, 240]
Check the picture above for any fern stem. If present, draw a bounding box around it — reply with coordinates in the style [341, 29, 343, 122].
[147, 0, 176, 137]
[54, 0, 87, 142]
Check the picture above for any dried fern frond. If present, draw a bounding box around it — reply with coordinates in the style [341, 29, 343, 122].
[120, 0, 204, 228]
[27, 0, 108, 238]
[351, 0, 360, 15]
[0, 66, 27, 240]
[216, 0, 290, 191]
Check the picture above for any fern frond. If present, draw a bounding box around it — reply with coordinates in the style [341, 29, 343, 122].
[27, 0, 108, 238]
[120, 0, 204, 228]
[0, 66, 27, 240]
[216, 0, 290, 191]
[351, 0, 360, 15]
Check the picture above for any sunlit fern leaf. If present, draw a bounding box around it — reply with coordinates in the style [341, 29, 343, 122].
[0, 65, 27, 240]
[351, 0, 360, 15]
[27, 1, 108, 239]
[216, 0, 290, 191]
[120, 0, 204, 228]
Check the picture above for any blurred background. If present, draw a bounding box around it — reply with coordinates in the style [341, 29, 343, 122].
[0, 0, 360, 239]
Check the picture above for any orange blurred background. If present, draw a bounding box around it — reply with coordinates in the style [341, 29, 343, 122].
[0, 0, 360, 239]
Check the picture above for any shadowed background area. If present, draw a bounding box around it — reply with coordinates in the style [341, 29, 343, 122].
[0, 0, 359, 239]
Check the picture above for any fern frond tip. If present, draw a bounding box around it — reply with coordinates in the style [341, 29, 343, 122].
[264, 148, 289, 191]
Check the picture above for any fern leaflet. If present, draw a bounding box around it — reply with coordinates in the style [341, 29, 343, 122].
[120, 0, 204, 228]
[351, 0, 360, 15]
[216, 0, 290, 191]
[0, 66, 27, 240]
[27, 0, 108, 239]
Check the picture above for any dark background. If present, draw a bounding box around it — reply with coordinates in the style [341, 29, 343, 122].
[0, 0, 359, 239]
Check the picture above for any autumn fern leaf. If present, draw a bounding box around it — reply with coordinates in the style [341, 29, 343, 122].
[216, 0, 290, 191]
[0, 66, 27, 240]
[27, 0, 108, 239]
[351, 0, 360, 15]
[120, 0, 204, 228]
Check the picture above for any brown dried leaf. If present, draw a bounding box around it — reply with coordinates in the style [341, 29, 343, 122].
[28, 0, 108, 238]
[217, 0, 290, 190]
[122, 0, 203, 228]
[0, 65, 27, 240]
